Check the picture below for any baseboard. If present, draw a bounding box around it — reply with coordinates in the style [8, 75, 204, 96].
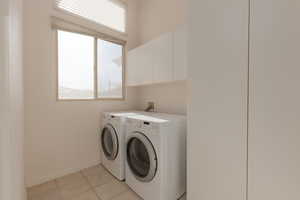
[26, 159, 101, 188]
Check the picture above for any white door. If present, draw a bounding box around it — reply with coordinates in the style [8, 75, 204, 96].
[173, 25, 187, 81]
[249, 0, 300, 199]
[187, 0, 249, 200]
[152, 32, 173, 83]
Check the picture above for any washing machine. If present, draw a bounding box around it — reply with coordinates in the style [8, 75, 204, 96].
[125, 113, 187, 200]
[101, 111, 142, 180]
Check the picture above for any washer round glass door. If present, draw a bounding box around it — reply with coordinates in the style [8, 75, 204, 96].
[101, 124, 118, 160]
[127, 132, 157, 182]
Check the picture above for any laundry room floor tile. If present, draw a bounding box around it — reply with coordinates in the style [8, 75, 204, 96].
[27, 180, 58, 198]
[56, 172, 90, 200]
[82, 165, 115, 187]
[56, 172, 87, 188]
[27, 164, 185, 200]
[81, 165, 103, 177]
[28, 187, 62, 200]
[94, 178, 129, 200]
[59, 182, 90, 200]
[111, 189, 142, 200]
[69, 190, 99, 200]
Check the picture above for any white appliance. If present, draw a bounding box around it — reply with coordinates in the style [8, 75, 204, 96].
[101, 111, 142, 180]
[125, 113, 187, 200]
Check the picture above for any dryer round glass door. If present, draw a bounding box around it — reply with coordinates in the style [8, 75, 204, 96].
[101, 124, 119, 160]
[127, 132, 157, 182]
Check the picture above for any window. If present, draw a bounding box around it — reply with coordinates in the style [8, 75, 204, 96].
[54, 0, 126, 33]
[58, 31, 94, 99]
[97, 39, 123, 98]
[57, 30, 124, 100]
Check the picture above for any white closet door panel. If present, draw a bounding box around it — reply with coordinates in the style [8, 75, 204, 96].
[174, 25, 187, 81]
[152, 32, 173, 83]
[187, 0, 249, 199]
[249, 1, 300, 200]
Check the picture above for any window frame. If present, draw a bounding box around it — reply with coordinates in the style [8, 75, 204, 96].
[55, 28, 126, 101]
[53, 0, 128, 34]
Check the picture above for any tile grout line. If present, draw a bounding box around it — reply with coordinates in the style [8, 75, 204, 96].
[80, 170, 104, 200]
[80, 165, 133, 200]
[107, 187, 131, 200]
[96, 164, 142, 200]
[93, 176, 131, 200]
[54, 178, 64, 200]
[111, 185, 143, 200]
[55, 170, 98, 200]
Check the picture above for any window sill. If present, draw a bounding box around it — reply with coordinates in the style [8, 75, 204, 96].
[57, 98, 125, 102]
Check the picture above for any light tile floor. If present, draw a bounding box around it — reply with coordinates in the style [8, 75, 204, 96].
[27, 164, 187, 200]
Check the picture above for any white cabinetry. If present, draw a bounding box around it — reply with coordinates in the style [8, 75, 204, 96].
[173, 25, 187, 81]
[127, 49, 138, 86]
[127, 27, 187, 86]
[136, 43, 153, 85]
[152, 32, 173, 83]
[127, 44, 153, 86]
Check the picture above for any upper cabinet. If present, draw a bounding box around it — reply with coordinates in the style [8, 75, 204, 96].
[173, 25, 187, 81]
[152, 32, 173, 83]
[127, 44, 153, 86]
[127, 49, 139, 86]
[126, 26, 187, 86]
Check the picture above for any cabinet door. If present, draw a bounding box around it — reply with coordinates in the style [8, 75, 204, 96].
[127, 45, 153, 86]
[137, 43, 153, 85]
[174, 25, 187, 81]
[249, 1, 300, 200]
[127, 49, 139, 86]
[152, 32, 173, 83]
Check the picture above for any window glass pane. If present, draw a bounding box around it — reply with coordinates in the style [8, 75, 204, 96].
[55, 0, 126, 32]
[58, 30, 94, 99]
[97, 39, 123, 98]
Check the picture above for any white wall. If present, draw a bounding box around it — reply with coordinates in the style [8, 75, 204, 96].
[0, 0, 25, 199]
[187, 0, 249, 199]
[24, 0, 139, 187]
[136, 82, 187, 115]
[135, 0, 188, 115]
[137, 0, 187, 44]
